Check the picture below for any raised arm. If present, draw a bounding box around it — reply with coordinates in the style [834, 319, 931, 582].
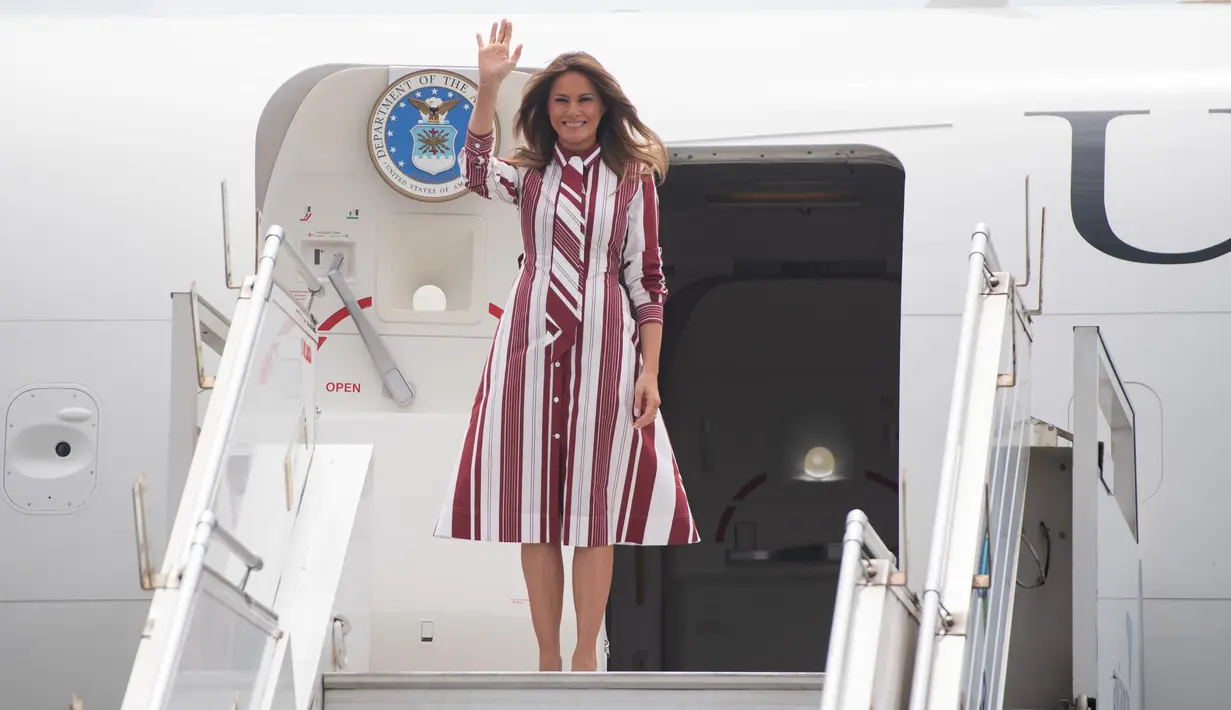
[462, 19, 523, 205]
[460, 129, 520, 205]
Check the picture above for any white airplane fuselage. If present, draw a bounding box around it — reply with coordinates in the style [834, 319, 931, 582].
[1, 6, 1229, 709]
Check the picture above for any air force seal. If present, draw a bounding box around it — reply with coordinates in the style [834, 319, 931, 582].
[368, 69, 498, 202]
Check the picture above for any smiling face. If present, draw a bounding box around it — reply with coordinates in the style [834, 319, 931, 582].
[548, 70, 606, 152]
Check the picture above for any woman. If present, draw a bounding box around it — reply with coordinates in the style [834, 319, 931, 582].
[433, 19, 700, 672]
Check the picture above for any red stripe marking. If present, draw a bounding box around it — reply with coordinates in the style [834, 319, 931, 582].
[258, 310, 303, 384]
[864, 469, 898, 493]
[667, 453, 692, 545]
[714, 471, 769, 543]
[471, 347, 494, 539]
[712, 471, 894, 543]
[451, 335, 498, 540]
[623, 425, 655, 545]
[713, 510, 738, 544]
[587, 281, 623, 547]
[317, 299, 502, 351]
[497, 263, 534, 543]
[542, 355, 558, 542]
[316, 297, 373, 349]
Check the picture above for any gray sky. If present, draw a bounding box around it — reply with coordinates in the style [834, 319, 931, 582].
[0, 0, 1186, 14]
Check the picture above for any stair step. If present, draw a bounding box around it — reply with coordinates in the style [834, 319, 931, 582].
[323, 671, 825, 709]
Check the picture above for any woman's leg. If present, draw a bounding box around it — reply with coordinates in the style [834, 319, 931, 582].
[570, 544, 614, 671]
[521, 542, 565, 670]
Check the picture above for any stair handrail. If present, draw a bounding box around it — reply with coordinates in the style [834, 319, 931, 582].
[143, 225, 303, 710]
[906, 224, 1001, 710]
[135, 220, 418, 709]
[819, 509, 897, 710]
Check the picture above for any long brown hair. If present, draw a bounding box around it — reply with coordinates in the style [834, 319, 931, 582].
[505, 52, 668, 181]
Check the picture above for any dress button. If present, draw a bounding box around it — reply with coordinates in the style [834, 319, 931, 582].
[554, 362, 561, 368]
[554, 433, 560, 439]
[553, 397, 559, 403]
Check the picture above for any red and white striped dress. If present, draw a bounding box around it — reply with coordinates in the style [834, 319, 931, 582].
[433, 129, 700, 548]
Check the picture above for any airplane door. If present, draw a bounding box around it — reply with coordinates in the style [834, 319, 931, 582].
[258, 63, 607, 672]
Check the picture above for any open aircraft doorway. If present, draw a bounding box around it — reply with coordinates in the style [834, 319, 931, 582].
[606, 147, 906, 673]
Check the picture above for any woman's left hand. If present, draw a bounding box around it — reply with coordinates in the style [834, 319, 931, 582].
[633, 371, 661, 429]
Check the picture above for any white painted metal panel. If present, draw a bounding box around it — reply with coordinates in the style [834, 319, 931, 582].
[323, 672, 823, 710]
[1072, 326, 1144, 710]
[0, 320, 171, 602]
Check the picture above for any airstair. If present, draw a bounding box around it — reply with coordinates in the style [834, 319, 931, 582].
[118, 223, 1144, 710]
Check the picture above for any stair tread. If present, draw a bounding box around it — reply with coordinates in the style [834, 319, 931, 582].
[323, 671, 825, 691]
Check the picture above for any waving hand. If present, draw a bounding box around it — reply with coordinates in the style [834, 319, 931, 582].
[477, 19, 523, 86]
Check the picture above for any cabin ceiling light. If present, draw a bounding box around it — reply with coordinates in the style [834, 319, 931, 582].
[802, 446, 836, 480]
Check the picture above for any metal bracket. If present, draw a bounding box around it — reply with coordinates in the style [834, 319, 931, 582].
[997, 314, 1018, 388]
[190, 281, 213, 390]
[996, 272, 1021, 388]
[1023, 205, 1047, 318]
[331, 614, 352, 670]
[205, 512, 265, 591]
[132, 474, 165, 590]
[1030, 417, 1074, 447]
[284, 452, 295, 513]
[283, 405, 309, 512]
[1020, 176, 1033, 289]
[937, 599, 956, 629]
[188, 281, 231, 390]
[1019, 176, 1047, 317]
[221, 180, 241, 290]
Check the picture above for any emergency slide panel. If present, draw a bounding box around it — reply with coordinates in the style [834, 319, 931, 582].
[1071, 326, 1143, 710]
[906, 225, 1034, 710]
